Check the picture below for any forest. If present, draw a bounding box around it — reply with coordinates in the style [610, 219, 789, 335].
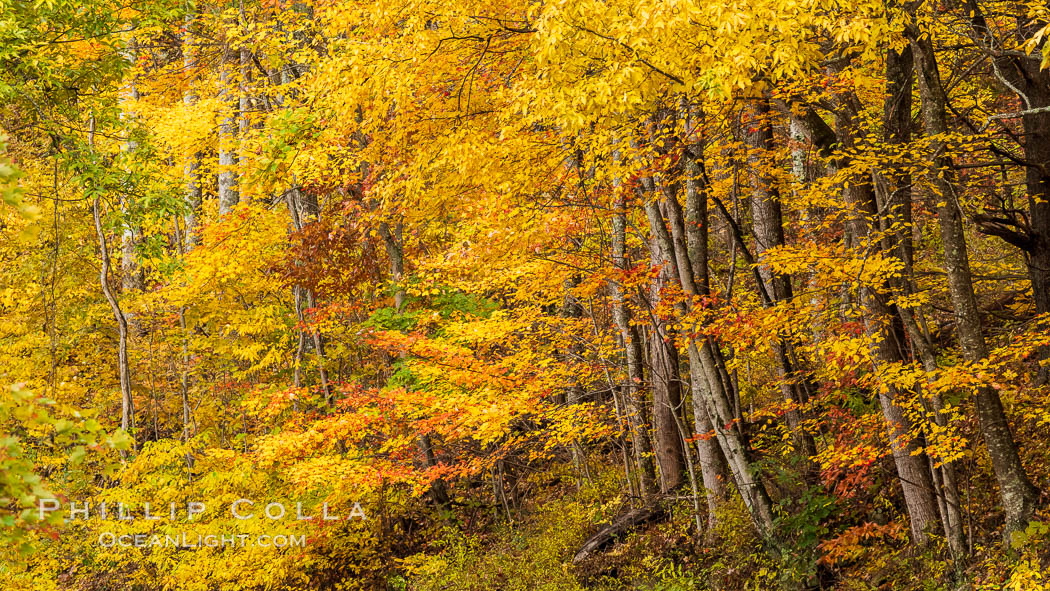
[3, 0, 1050, 589]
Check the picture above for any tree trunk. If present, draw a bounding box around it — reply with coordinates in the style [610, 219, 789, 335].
[182, 13, 203, 248]
[236, 0, 252, 206]
[680, 109, 730, 534]
[94, 198, 135, 438]
[378, 218, 450, 507]
[911, 29, 1040, 536]
[784, 81, 977, 546]
[823, 73, 944, 546]
[119, 43, 142, 313]
[88, 117, 135, 441]
[744, 95, 817, 466]
[885, 42, 967, 557]
[645, 256, 687, 494]
[217, 39, 238, 214]
[639, 148, 776, 537]
[610, 186, 658, 495]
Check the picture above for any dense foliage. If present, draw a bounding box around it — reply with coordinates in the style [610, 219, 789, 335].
[3, 0, 1050, 588]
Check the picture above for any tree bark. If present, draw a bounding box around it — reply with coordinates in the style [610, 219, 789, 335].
[610, 185, 658, 495]
[88, 117, 135, 441]
[645, 249, 687, 494]
[183, 13, 203, 248]
[217, 34, 238, 214]
[378, 218, 451, 507]
[910, 28, 1040, 536]
[639, 150, 775, 536]
[885, 42, 967, 557]
[828, 84, 943, 546]
[680, 108, 730, 534]
[744, 95, 817, 466]
[784, 82, 953, 546]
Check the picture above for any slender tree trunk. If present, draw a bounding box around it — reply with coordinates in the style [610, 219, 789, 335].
[744, 96, 818, 466]
[178, 19, 201, 460]
[94, 198, 135, 438]
[88, 119, 134, 440]
[378, 218, 450, 507]
[217, 31, 238, 214]
[183, 14, 203, 247]
[639, 151, 776, 536]
[609, 188, 658, 494]
[87, 116, 135, 442]
[176, 38, 199, 449]
[911, 29, 1040, 536]
[883, 43, 967, 557]
[785, 87, 971, 546]
[237, 0, 252, 205]
[645, 256, 687, 494]
[119, 42, 142, 332]
[825, 71, 945, 546]
[680, 106, 730, 533]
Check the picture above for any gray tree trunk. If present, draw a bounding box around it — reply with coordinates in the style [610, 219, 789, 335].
[217, 43, 238, 213]
[378, 218, 450, 507]
[744, 96, 817, 466]
[911, 29, 1039, 536]
[183, 14, 202, 248]
[639, 150, 776, 537]
[90, 117, 135, 440]
[883, 43, 966, 557]
[680, 108, 730, 534]
[610, 187, 658, 495]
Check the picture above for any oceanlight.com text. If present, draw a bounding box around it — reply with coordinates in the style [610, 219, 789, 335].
[97, 532, 307, 548]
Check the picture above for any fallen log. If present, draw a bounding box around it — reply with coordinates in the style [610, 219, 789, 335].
[571, 503, 667, 564]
